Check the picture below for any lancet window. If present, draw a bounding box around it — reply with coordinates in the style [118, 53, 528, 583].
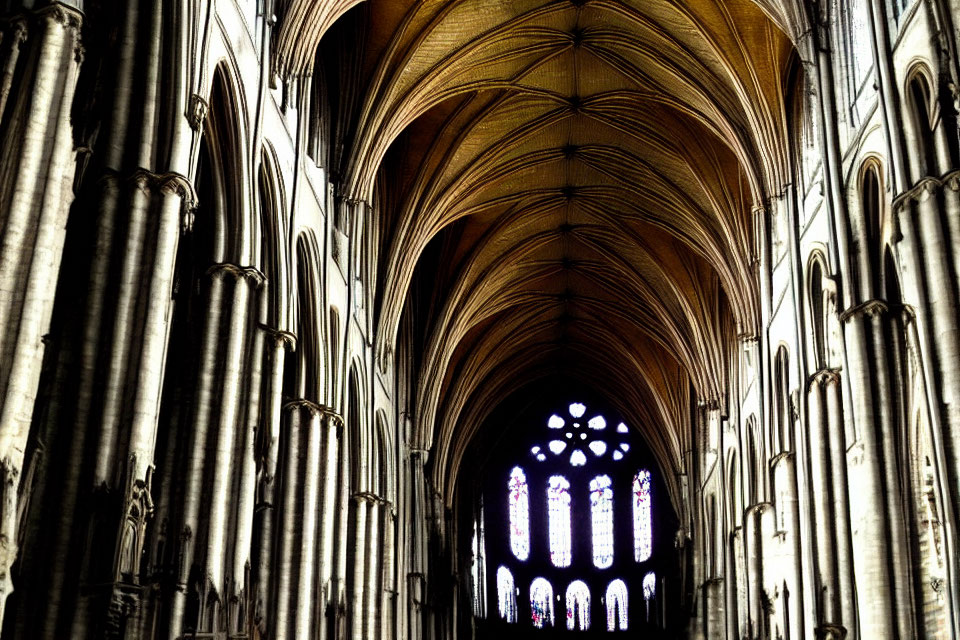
[508, 466, 530, 561]
[606, 579, 628, 631]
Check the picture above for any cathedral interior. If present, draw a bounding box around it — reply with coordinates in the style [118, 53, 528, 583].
[0, 0, 959, 638]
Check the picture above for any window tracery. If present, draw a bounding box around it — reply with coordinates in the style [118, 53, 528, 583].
[493, 400, 659, 631]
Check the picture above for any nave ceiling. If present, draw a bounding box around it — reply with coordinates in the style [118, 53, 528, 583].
[276, 0, 799, 507]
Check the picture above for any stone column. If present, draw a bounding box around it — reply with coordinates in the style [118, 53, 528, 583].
[382, 504, 397, 640]
[166, 264, 262, 638]
[895, 183, 960, 635]
[0, 5, 81, 621]
[808, 377, 840, 623]
[295, 403, 324, 640]
[273, 402, 305, 639]
[823, 372, 855, 639]
[840, 301, 896, 638]
[745, 505, 764, 639]
[703, 577, 724, 638]
[318, 409, 343, 640]
[365, 497, 383, 638]
[254, 329, 296, 635]
[351, 494, 370, 640]
[869, 307, 914, 640]
[407, 449, 429, 640]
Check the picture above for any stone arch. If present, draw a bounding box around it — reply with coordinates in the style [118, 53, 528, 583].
[726, 449, 742, 530]
[329, 308, 342, 407]
[903, 64, 951, 181]
[347, 360, 368, 491]
[854, 157, 886, 301]
[773, 346, 792, 454]
[200, 63, 253, 266]
[291, 231, 325, 403]
[257, 144, 289, 330]
[744, 414, 762, 507]
[806, 251, 839, 372]
[375, 409, 395, 502]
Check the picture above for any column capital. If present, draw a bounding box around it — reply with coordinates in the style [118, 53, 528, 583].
[37, 3, 82, 30]
[839, 298, 888, 323]
[205, 263, 266, 285]
[259, 325, 297, 351]
[815, 623, 848, 640]
[809, 367, 841, 387]
[893, 169, 960, 212]
[282, 399, 343, 426]
[127, 169, 199, 211]
[352, 491, 383, 505]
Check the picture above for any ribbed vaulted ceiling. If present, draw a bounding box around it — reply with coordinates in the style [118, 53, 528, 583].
[279, 0, 799, 508]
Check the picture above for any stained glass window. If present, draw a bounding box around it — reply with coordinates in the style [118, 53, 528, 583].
[634, 469, 653, 562]
[547, 475, 572, 567]
[530, 578, 554, 628]
[606, 579, 628, 631]
[590, 474, 614, 568]
[643, 572, 656, 600]
[565, 580, 591, 630]
[497, 566, 517, 622]
[569, 449, 587, 466]
[508, 467, 530, 561]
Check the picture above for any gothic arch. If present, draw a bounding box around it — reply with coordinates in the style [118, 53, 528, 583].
[293, 232, 325, 402]
[347, 360, 370, 491]
[854, 157, 886, 301]
[744, 414, 762, 507]
[904, 63, 945, 180]
[201, 63, 254, 265]
[258, 144, 289, 330]
[773, 346, 792, 454]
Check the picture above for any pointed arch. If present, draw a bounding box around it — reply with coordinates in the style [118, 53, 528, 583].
[257, 144, 289, 330]
[201, 64, 253, 265]
[292, 232, 324, 402]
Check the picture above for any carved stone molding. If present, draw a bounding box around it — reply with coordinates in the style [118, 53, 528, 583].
[893, 169, 960, 212]
[810, 367, 841, 387]
[282, 398, 344, 428]
[815, 623, 848, 640]
[352, 491, 384, 505]
[188, 93, 208, 131]
[839, 298, 888, 323]
[259, 325, 297, 351]
[205, 263, 267, 286]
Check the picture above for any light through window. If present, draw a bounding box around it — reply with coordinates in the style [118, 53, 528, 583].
[490, 401, 664, 631]
[508, 467, 529, 560]
[634, 469, 653, 562]
[497, 566, 517, 622]
[590, 474, 614, 568]
[530, 577, 554, 628]
[566, 580, 591, 630]
[643, 571, 656, 601]
[606, 579, 628, 631]
[548, 475, 572, 567]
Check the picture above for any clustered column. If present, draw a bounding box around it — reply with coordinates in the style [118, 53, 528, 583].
[0, 5, 81, 621]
